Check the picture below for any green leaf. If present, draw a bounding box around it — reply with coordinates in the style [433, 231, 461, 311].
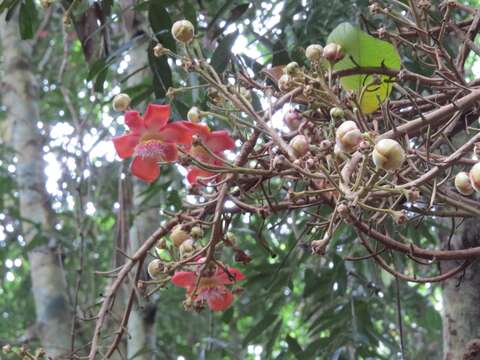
[148, 1, 176, 52]
[183, 1, 197, 29]
[327, 22, 401, 113]
[19, 0, 37, 40]
[211, 31, 238, 73]
[242, 312, 277, 346]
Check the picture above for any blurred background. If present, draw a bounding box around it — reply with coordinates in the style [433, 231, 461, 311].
[0, 0, 479, 359]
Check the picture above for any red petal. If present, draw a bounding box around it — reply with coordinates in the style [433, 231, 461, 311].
[131, 156, 160, 183]
[158, 122, 194, 145]
[160, 143, 179, 162]
[207, 289, 234, 311]
[183, 122, 211, 138]
[112, 134, 139, 159]
[143, 104, 170, 129]
[171, 271, 196, 288]
[205, 131, 235, 153]
[216, 267, 245, 285]
[187, 167, 213, 185]
[124, 111, 144, 132]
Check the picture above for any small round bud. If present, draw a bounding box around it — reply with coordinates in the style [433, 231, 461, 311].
[272, 155, 287, 169]
[454, 171, 474, 196]
[278, 74, 292, 92]
[329, 107, 345, 120]
[156, 238, 167, 249]
[153, 43, 168, 57]
[305, 44, 323, 62]
[147, 259, 164, 279]
[171, 20, 194, 43]
[170, 225, 190, 247]
[2, 344, 12, 354]
[335, 121, 362, 153]
[289, 135, 309, 157]
[283, 109, 302, 130]
[112, 93, 131, 112]
[284, 61, 299, 76]
[323, 43, 344, 63]
[311, 238, 328, 255]
[469, 162, 480, 192]
[179, 239, 195, 257]
[372, 139, 405, 171]
[406, 189, 420, 203]
[319, 139, 333, 151]
[187, 106, 202, 123]
[190, 226, 204, 239]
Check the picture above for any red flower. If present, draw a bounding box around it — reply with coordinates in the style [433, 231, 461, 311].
[112, 104, 193, 182]
[183, 123, 235, 184]
[171, 262, 244, 311]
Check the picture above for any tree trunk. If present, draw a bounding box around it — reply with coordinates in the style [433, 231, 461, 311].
[0, 13, 72, 358]
[441, 218, 480, 360]
[120, 2, 158, 358]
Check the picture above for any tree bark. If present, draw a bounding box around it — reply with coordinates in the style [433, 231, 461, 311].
[441, 218, 480, 360]
[0, 13, 72, 359]
[120, 2, 158, 358]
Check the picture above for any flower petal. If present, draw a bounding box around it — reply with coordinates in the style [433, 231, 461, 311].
[207, 289, 234, 311]
[112, 134, 140, 159]
[124, 111, 144, 132]
[158, 122, 194, 145]
[131, 156, 160, 183]
[171, 271, 196, 288]
[216, 267, 245, 285]
[205, 130, 235, 153]
[183, 122, 211, 138]
[187, 167, 214, 185]
[159, 143, 179, 162]
[143, 104, 170, 129]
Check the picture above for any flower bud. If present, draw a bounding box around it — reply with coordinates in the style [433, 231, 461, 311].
[311, 238, 329, 255]
[112, 93, 131, 112]
[147, 259, 163, 279]
[305, 44, 323, 62]
[171, 20, 194, 43]
[372, 139, 405, 171]
[278, 74, 292, 92]
[283, 109, 302, 130]
[323, 43, 344, 62]
[179, 239, 195, 257]
[190, 226, 204, 239]
[289, 135, 309, 157]
[335, 121, 362, 153]
[156, 238, 167, 249]
[469, 162, 480, 192]
[187, 106, 202, 123]
[329, 107, 345, 120]
[406, 189, 420, 203]
[284, 61, 300, 76]
[2, 344, 12, 354]
[170, 225, 190, 247]
[454, 171, 474, 195]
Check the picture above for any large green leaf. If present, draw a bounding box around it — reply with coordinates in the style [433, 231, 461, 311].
[327, 22, 401, 114]
[211, 31, 238, 73]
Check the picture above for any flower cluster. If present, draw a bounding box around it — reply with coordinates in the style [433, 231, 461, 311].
[112, 102, 234, 185]
[171, 258, 244, 312]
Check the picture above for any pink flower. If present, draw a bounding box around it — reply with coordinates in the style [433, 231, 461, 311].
[182, 123, 235, 184]
[112, 104, 194, 182]
[171, 262, 245, 311]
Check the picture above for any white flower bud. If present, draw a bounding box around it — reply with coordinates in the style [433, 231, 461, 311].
[335, 121, 362, 153]
[305, 44, 323, 62]
[323, 43, 344, 62]
[455, 171, 474, 195]
[112, 93, 131, 112]
[171, 20, 194, 43]
[147, 259, 163, 279]
[278, 74, 292, 92]
[187, 106, 202, 123]
[329, 107, 345, 120]
[289, 135, 309, 157]
[170, 225, 190, 247]
[469, 162, 480, 192]
[284, 61, 300, 76]
[372, 139, 405, 171]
